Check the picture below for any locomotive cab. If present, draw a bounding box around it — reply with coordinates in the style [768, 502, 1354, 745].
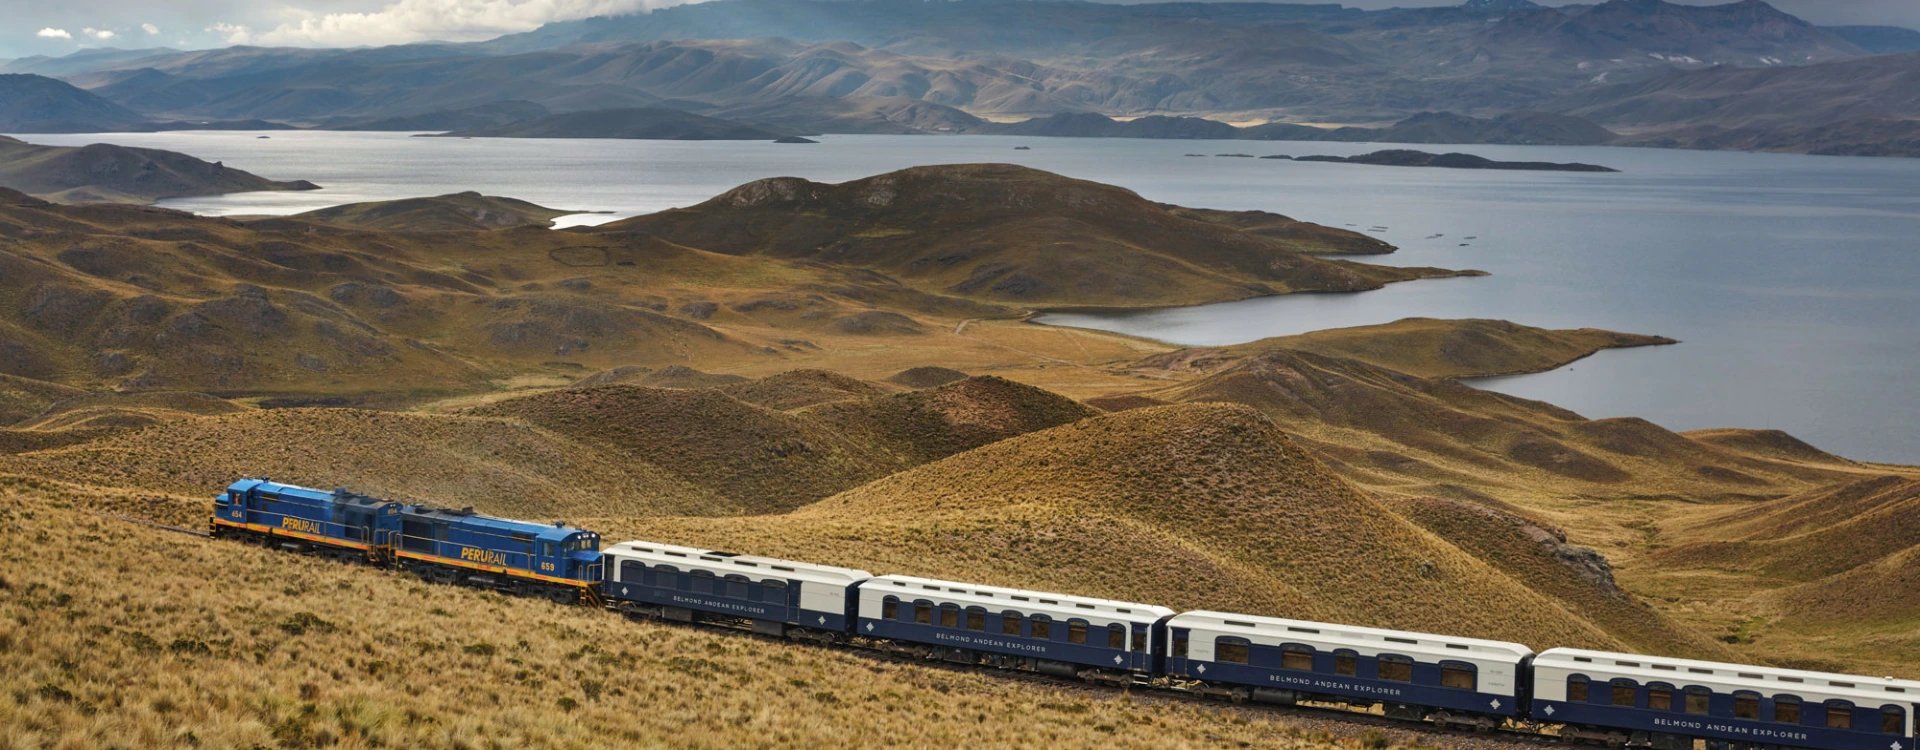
[536, 528, 601, 582]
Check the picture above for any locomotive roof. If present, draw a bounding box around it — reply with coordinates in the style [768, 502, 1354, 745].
[1536, 648, 1920, 708]
[402, 504, 592, 541]
[229, 478, 397, 508]
[231, 478, 593, 541]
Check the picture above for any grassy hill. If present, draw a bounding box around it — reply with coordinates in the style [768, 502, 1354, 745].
[1140, 348, 1865, 510]
[1653, 475, 1920, 582]
[271, 192, 580, 231]
[614, 403, 1701, 654]
[594, 164, 1478, 308]
[0, 407, 732, 518]
[1620, 475, 1920, 673]
[0, 138, 317, 204]
[1136, 318, 1676, 380]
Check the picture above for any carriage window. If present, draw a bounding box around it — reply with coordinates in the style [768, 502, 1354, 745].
[1002, 612, 1022, 636]
[1068, 621, 1088, 645]
[1826, 703, 1853, 730]
[761, 580, 786, 603]
[1335, 653, 1356, 677]
[1441, 665, 1476, 690]
[882, 599, 898, 620]
[1032, 618, 1052, 640]
[966, 610, 986, 631]
[1775, 698, 1800, 724]
[725, 579, 748, 599]
[939, 606, 959, 628]
[1883, 707, 1905, 735]
[914, 603, 931, 624]
[1216, 639, 1250, 665]
[1734, 693, 1760, 719]
[1378, 656, 1412, 682]
[1568, 678, 1590, 702]
[1172, 632, 1188, 658]
[1131, 629, 1146, 652]
[1685, 688, 1711, 715]
[1612, 681, 1637, 707]
[1648, 686, 1673, 711]
[1282, 647, 1314, 672]
[1109, 626, 1126, 650]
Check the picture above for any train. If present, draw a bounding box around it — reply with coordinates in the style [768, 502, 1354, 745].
[213, 478, 1919, 750]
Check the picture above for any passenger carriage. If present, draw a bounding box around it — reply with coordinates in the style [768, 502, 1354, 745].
[600, 541, 871, 643]
[1533, 648, 1920, 750]
[1164, 610, 1534, 725]
[855, 574, 1175, 684]
[210, 478, 401, 561]
[392, 505, 602, 603]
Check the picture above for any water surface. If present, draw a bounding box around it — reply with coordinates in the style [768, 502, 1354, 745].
[12, 131, 1920, 462]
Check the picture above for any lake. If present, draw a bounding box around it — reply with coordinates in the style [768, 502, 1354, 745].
[14, 130, 1920, 463]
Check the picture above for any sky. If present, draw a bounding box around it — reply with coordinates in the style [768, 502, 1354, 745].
[5, 0, 1919, 59]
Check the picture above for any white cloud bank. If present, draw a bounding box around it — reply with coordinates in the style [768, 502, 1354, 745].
[207, 22, 253, 45]
[36, 27, 73, 40]
[143, 23, 161, 36]
[83, 27, 117, 41]
[255, 0, 696, 47]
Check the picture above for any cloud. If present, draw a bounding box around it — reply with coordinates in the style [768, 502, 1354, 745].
[208, 22, 253, 45]
[83, 28, 117, 41]
[143, 23, 161, 36]
[36, 28, 73, 40]
[255, 0, 694, 47]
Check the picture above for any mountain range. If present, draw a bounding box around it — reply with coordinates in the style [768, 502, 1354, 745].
[1, 0, 1917, 155]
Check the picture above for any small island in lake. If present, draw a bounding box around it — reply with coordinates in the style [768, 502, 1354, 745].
[1287, 149, 1619, 173]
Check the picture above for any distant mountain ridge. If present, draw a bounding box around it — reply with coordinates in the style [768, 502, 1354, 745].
[10, 0, 1918, 156]
[0, 74, 149, 132]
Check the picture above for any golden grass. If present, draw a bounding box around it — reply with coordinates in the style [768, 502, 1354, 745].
[0, 408, 734, 517]
[0, 478, 1446, 750]
[593, 404, 1666, 653]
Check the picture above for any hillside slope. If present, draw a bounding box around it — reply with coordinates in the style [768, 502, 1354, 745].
[0, 138, 316, 204]
[1142, 348, 1863, 507]
[0, 478, 1391, 749]
[1135, 318, 1675, 380]
[0, 407, 731, 517]
[1551, 52, 1920, 130]
[0, 73, 149, 132]
[273, 192, 578, 231]
[618, 404, 1702, 653]
[594, 164, 1473, 308]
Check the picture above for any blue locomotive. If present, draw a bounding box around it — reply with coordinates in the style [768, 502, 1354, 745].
[212, 478, 601, 602]
[217, 478, 1918, 750]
